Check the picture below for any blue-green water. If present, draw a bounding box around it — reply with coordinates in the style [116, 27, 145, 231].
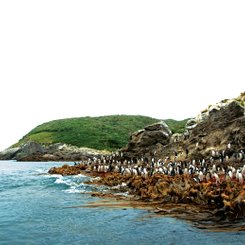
[0, 161, 244, 245]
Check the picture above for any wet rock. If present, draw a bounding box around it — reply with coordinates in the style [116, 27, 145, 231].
[231, 190, 245, 219]
[48, 162, 245, 222]
[48, 163, 87, 175]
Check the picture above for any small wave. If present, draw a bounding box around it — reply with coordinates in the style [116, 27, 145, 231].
[45, 174, 63, 178]
[47, 174, 111, 195]
[54, 177, 67, 185]
[54, 176, 87, 187]
[63, 183, 94, 194]
[63, 188, 93, 194]
[63, 188, 83, 194]
[35, 169, 44, 173]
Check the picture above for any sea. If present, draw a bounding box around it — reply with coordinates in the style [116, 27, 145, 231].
[0, 161, 244, 245]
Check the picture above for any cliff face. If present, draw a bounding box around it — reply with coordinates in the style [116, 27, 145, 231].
[185, 100, 245, 156]
[122, 92, 245, 160]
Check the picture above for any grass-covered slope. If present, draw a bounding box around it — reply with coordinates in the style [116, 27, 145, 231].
[15, 115, 159, 150]
[164, 118, 189, 134]
[14, 115, 188, 151]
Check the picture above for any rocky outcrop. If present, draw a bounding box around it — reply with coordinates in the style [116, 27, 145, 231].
[49, 163, 87, 175]
[0, 142, 105, 161]
[122, 92, 245, 160]
[0, 147, 21, 160]
[185, 100, 245, 157]
[122, 121, 172, 159]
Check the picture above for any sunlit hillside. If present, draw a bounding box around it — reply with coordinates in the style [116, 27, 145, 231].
[13, 115, 188, 151]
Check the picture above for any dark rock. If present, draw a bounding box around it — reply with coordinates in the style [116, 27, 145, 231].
[21, 141, 45, 155]
[0, 147, 21, 160]
[123, 121, 172, 158]
[0, 142, 105, 161]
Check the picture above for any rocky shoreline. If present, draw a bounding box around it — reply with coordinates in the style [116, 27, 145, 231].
[47, 93, 245, 229]
[0, 142, 107, 161]
[1, 92, 245, 229]
[48, 159, 245, 230]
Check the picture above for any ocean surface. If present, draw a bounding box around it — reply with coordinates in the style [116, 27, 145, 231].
[0, 161, 244, 245]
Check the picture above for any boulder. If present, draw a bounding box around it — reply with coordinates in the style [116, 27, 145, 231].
[21, 141, 45, 155]
[123, 121, 172, 158]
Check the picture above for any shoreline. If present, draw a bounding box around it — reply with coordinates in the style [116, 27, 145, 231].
[48, 164, 245, 231]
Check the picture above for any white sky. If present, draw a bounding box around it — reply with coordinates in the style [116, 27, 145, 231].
[0, 1, 244, 151]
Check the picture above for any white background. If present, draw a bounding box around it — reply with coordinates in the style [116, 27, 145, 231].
[0, 0, 244, 151]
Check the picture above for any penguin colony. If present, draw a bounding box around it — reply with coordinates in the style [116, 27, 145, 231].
[80, 146, 245, 184]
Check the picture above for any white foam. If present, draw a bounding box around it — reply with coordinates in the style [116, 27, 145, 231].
[45, 174, 62, 178]
[73, 174, 87, 178]
[54, 177, 66, 184]
[54, 176, 87, 188]
[63, 189, 81, 194]
[35, 169, 45, 173]
[66, 189, 92, 194]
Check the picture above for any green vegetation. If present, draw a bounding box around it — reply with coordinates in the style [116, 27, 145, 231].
[14, 115, 188, 151]
[164, 118, 189, 134]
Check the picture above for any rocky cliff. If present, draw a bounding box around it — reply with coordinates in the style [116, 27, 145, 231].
[122, 92, 245, 160]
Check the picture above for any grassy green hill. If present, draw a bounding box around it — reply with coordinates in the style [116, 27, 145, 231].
[14, 115, 188, 151]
